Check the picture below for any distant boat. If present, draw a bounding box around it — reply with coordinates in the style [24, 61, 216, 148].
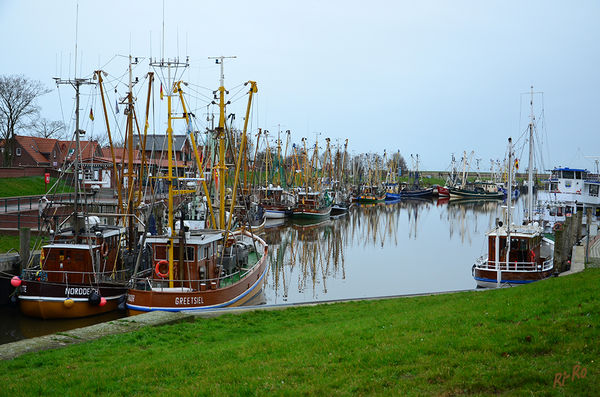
[449, 186, 504, 199]
[436, 186, 450, 197]
[292, 190, 332, 219]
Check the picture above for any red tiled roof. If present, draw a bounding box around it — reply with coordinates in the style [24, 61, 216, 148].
[14, 135, 58, 164]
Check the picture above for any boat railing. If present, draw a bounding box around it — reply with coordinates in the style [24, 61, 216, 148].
[131, 264, 256, 291]
[21, 267, 131, 283]
[475, 256, 553, 272]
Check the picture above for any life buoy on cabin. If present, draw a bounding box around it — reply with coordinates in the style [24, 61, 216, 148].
[155, 260, 170, 278]
[100, 242, 109, 257]
[553, 222, 563, 232]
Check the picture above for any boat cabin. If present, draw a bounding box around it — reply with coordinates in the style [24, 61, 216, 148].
[485, 226, 550, 271]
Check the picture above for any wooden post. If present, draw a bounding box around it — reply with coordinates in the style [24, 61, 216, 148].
[19, 227, 31, 271]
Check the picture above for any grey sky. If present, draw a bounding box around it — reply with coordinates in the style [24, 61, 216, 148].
[1, 0, 598, 171]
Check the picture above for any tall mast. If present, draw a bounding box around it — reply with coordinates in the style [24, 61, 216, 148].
[54, 76, 94, 241]
[149, 56, 189, 288]
[208, 55, 236, 229]
[126, 55, 137, 249]
[527, 86, 535, 223]
[505, 137, 513, 268]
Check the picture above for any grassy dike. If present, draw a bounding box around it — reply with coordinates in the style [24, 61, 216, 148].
[1, 270, 598, 396]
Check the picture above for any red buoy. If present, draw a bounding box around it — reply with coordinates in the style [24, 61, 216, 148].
[99, 297, 107, 307]
[11, 276, 21, 287]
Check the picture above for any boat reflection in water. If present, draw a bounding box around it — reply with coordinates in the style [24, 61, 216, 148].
[262, 196, 509, 304]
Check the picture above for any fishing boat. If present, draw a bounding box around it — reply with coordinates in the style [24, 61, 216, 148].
[19, 222, 128, 318]
[356, 185, 386, 203]
[473, 131, 554, 288]
[258, 185, 295, 219]
[292, 189, 332, 219]
[397, 155, 434, 198]
[449, 185, 504, 199]
[18, 74, 131, 319]
[126, 57, 268, 313]
[472, 219, 555, 288]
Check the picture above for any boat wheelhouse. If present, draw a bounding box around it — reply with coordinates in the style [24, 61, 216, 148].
[19, 224, 128, 319]
[473, 223, 554, 288]
[258, 185, 295, 219]
[292, 189, 332, 219]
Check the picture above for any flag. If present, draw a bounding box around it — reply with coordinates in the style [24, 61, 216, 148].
[89, 108, 94, 121]
[115, 99, 119, 114]
[514, 158, 519, 170]
[160, 83, 164, 100]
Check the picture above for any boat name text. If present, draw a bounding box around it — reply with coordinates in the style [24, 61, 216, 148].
[175, 296, 204, 305]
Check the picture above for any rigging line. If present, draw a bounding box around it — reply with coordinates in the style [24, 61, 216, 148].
[186, 82, 215, 92]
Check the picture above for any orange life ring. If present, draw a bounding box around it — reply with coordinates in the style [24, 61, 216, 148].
[553, 222, 563, 232]
[100, 242, 109, 257]
[155, 260, 169, 278]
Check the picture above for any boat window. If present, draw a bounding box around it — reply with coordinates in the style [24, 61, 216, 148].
[550, 182, 558, 191]
[186, 247, 195, 261]
[557, 207, 563, 216]
[575, 171, 581, 180]
[562, 170, 574, 179]
[589, 184, 599, 197]
[199, 246, 206, 260]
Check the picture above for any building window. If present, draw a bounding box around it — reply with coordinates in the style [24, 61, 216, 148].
[15, 148, 21, 156]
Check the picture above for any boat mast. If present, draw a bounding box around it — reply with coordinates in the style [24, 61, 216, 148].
[527, 86, 535, 223]
[149, 57, 189, 288]
[208, 55, 236, 229]
[53, 76, 94, 241]
[505, 137, 513, 267]
[126, 55, 136, 249]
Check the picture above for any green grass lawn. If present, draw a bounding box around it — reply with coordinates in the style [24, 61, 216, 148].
[0, 234, 48, 253]
[1, 269, 598, 396]
[0, 176, 73, 198]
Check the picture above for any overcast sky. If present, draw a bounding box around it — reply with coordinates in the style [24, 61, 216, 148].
[1, 0, 598, 171]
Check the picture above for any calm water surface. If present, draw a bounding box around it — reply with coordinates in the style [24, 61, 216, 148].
[1, 195, 528, 344]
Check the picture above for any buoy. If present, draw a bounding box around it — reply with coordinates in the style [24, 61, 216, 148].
[99, 297, 107, 307]
[88, 291, 101, 305]
[64, 299, 74, 308]
[10, 276, 21, 287]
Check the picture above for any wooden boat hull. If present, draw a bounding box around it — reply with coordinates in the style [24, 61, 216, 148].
[450, 188, 504, 199]
[437, 186, 450, 197]
[126, 234, 269, 313]
[472, 266, 554, 288]
[291, 206, 332, 219]
[355, 195, 386, 203]
[400, 188, 434, 197]
[264, 208, 290, 219]
[18, 280, 126, 319]
[330, 205, 349, 215]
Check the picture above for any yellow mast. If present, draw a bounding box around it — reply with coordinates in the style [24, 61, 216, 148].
[224, 81, 258, 236]
[95, 70, 122, 222]
[175, 81, 217, 229]
[208, 55, 236, 229]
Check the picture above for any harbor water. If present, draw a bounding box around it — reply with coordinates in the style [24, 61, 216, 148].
[0, 195, 527, 345]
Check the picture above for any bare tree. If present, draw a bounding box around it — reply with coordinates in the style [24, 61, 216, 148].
[33, 117, 66, 139]
[0, 74, 51, 166]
